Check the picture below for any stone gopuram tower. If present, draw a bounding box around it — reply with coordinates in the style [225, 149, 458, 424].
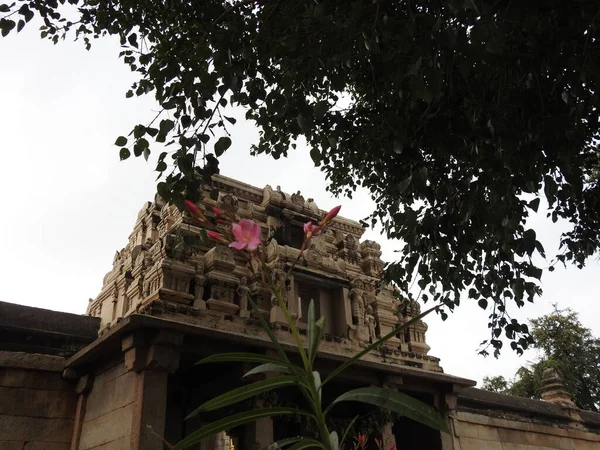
[87, 174, 439, 371]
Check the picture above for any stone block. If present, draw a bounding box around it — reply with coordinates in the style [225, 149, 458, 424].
[0, 386, 76, 419]
[0, 415, 73, 443]
[460, 437, 502, 450]
[24, 443, 70, 450]
[0, 442, 25, 450]
[455, 421, 479, 439]
[79, 403, 134, 450]
[84, 371, 136, 422]
[87, 436, 130, 450]
[0, 352, 64, 373]
[0, 368, 71, 391]
[476, 425, 500, 441]
[497, 428, 530, 445]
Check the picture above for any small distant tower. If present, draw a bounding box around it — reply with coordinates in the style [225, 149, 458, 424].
[540, 368, 576, 408]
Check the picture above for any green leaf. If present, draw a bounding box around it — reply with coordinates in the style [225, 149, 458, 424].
[119, 148, 130, 160]
[115, 136, 128, 146]
[329, 387, 449, 433]
[159, 119, 175, 134]
[323, 303, 441, 385]
[340, 415, 359, 447]
[478, 299, 488, 309]
[287, 440, 326, 450]
[307, 300, 315, 359]
[156, 161, 167, 172]
[312, 371, 322, 402]
[196, 352, 290, 367]
[329, 431, 339, 450]
[528, 198, 541, 213]
[310, 147, 321, 165]
[173, 408, 310, 450]
[214, 136, 232, 156]
[248, 297, 290, 365]
[258, 437, 304, 450]
[186, 376, 298, 419]
[224, 116, 237, 125]
[309, 317, 325, 365]
[243, 363, 290, 378]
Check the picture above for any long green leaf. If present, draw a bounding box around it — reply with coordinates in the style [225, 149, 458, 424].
[249, 296, 290, 364]
[307, 299, 316, 362]
[258, 437, 303, 450]
[244, 363, 291, 378]
[339, 415, 359, 448]
[196, 352, 291, 367]
[310, 316, 325, 365]
[328, 387, 449, 433]
[287, 439, 327, 450]
[173, 408, 310, 450]
[323, 302, 443, 385]
[186, 376, 297, 419]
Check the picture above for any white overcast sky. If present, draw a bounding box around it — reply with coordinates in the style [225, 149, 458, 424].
[1, 22, 599, 385]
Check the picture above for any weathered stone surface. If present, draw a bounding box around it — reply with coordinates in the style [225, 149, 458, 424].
[0, 442, 25, 450]
[78, 403, 134, 450]
[24, 443, 70, 450]
[84, 371, 136, 422]
[0, 386, 76, 418]
[0, 352, 64, 372]
[0, 415, 73, 443]
[0, 368, 71, 391]
[85, 436, 130, 450]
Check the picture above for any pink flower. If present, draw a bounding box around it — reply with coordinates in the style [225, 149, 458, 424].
[354, 433, 368, 450]
[206, 231, 228, 244]
[320, 205, 341, 226]
[230, 219, 261, 251]
[212, 206, 224, 216]
[303, 222, 322, 239]
[184, 200, 207, 221]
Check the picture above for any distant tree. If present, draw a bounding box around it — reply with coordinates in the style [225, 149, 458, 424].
[482, 308, 600, 412]
[2, 1, 600, 354]
[481, 375, 509, 394]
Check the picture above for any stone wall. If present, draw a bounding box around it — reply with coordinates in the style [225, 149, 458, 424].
[453, 411, 600, 450]
[78, 359, 137, 450]
[0, 352, 76, 450]
[0, 301, 100, 450]
[451, 388, 600, 450]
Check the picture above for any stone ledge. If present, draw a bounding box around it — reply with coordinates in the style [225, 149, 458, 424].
[0, 351, 65, 372]
[455, 411, 600, 442]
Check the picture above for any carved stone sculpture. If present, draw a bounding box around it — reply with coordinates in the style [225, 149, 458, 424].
[236, 276, 251, 318]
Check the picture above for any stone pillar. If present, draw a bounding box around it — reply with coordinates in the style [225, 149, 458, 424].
[69, 374, 93, 450]
[377, 380, 399, 450]
[122, 330, 183, 450]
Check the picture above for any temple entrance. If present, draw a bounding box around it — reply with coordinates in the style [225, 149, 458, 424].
[393, 393, 442, 450]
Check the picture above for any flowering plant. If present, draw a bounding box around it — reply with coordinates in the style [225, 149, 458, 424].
[172, 197, 447, 450]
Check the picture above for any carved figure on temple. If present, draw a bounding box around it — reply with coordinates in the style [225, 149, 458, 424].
[236, 277, 251, 317]
[193, 274, 206, 300]
[366, 305, 377, 343]
[350, 279, 366, 325]
[271, 260, 289, 307]
[306, 198, 319, 214]
[291, 190, 305, 206]
[113, 251, 121, 267]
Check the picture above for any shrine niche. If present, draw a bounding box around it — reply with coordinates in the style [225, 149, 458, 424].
[86, 174, 441, 372]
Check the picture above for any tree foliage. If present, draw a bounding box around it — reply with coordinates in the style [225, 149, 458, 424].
[2, 0, 600, 354]
[482, 308, 600, 412]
